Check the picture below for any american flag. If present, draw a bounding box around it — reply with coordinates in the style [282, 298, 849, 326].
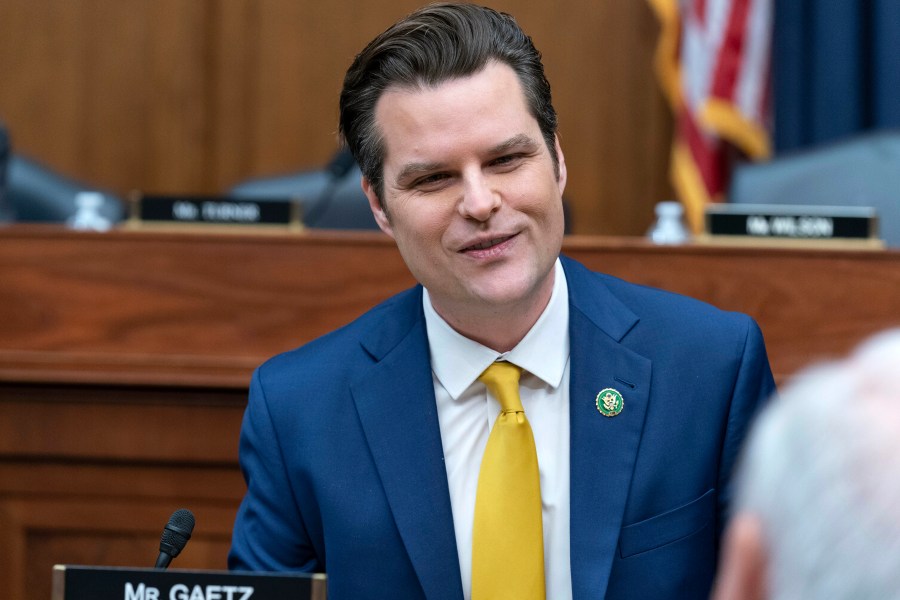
[648, 0, 773, 231]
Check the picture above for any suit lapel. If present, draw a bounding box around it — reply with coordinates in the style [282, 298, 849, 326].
[350, 289, 463, 600]
[563, 258, 652, 600]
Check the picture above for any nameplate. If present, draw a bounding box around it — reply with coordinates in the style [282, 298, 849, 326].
[52, 565, 326, 600]
[705, 204, 879, 241]
[131, 196, 300, 229]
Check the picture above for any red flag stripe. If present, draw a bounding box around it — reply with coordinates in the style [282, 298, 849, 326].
[680, 107, 726, 196]
[694, 0, 708, 24]
[710, 0, 752, 101]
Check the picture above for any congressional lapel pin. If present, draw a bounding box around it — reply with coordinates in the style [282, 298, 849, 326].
[596, 388, 624, 417]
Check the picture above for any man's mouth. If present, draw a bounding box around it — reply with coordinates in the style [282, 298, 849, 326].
[462, 235, 514, 252]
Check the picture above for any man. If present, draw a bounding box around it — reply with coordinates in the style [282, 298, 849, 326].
[712, 330, 900, 600]
[229, 4, 775, 599]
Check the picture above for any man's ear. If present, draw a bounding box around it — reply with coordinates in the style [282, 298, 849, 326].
[554, 135, 567, 195]
[711, 513, 768, 600]
[361, 176, 394, 238]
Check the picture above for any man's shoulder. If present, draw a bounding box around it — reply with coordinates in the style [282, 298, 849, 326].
[562, 255, 756, 339]
[256, 285, 423, 386]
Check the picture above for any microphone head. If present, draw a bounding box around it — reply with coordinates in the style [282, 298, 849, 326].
[326, 148, 357, 179]
[0, 121, 9, 190]
[159, 508, 195, 559]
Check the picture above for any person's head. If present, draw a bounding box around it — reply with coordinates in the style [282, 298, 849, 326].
[713, 330, 900, 600]
[339, 3, 567, 351]
[339, 2, 559, 207]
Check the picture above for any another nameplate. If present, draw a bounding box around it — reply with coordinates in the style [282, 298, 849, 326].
[52, 565, 326, 600]
[705, 204, 880, 244]
[130, 195, 301, 230]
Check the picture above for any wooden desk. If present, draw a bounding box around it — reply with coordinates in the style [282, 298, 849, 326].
[1, 227, 897, 599]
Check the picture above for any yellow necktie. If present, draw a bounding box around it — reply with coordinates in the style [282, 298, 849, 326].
[472, 361, 546, 600]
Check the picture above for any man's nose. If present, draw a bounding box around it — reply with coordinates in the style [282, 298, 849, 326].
[458, 173, 500, 221]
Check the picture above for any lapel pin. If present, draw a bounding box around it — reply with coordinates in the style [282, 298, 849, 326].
[596, 388, 624, 417]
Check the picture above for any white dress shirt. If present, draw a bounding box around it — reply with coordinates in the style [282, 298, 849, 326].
[423, 258, 572, 600]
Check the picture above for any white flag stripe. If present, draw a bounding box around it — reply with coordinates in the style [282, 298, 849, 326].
[737, 0, 772, 122]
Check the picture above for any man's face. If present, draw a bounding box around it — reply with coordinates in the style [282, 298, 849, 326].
[362, 61, 567, 326]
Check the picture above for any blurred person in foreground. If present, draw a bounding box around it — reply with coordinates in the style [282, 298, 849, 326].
[229, 3, 775, 599]
[712, 329, 900, 600]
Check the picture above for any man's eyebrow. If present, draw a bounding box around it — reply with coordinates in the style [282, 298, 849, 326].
[488, 133, 541, 155]
[396, 161, 445, 184]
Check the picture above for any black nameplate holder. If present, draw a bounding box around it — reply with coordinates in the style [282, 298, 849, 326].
[129, 195, 302, 230]
[703, 204, 882, 248]
[52, 565, 326, 600]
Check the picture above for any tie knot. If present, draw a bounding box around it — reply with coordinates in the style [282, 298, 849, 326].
[478, 361, 524, 412]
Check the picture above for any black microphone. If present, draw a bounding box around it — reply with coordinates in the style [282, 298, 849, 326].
[154, 508, 195, 569]
[0, 122, 11, 222]
[0, 122, 9, 186]
[304, 148, 358, 227]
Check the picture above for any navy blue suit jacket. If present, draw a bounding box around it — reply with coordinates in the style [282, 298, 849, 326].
[229, 256, 775, 599]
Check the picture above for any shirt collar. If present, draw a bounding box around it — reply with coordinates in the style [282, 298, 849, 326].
[424, 259, 570, 400]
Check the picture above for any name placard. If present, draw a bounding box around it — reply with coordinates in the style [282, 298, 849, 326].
[130, 195, 301, 230]
[52, 565, 326, 600]
[705, 204, 880, 245]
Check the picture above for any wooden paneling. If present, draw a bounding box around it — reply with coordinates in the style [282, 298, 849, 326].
[5, 494, 237, 600]
[0, 0, 672, 235]
[0, 227, 415, 387]
[0, 383, 246, 600]
[2, 227, 897, 386]
[0, 1, 211, 193]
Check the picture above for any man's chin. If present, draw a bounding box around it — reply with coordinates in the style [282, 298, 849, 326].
[465, 279, 546, 311]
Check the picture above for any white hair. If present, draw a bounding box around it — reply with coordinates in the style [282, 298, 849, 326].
[735, 329, 900, 600]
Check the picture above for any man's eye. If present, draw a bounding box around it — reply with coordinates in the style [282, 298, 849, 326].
[492, 154, 522, 167]
[414, 173, 449, 188]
